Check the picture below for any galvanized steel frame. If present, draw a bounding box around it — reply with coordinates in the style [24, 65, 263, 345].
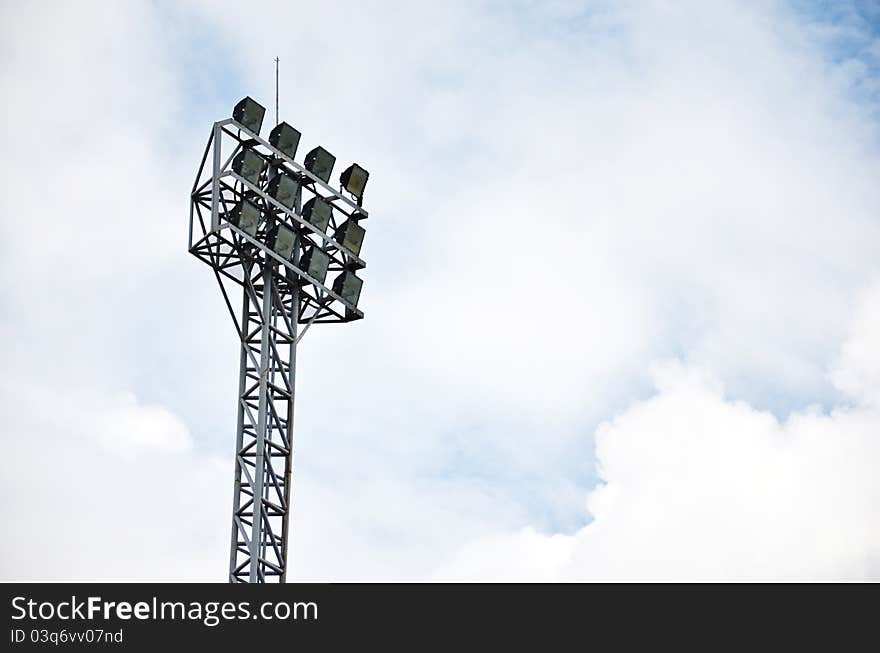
[189, 119, 366, 582]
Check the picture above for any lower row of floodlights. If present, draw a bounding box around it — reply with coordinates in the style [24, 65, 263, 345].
[227, 97, 368, 311]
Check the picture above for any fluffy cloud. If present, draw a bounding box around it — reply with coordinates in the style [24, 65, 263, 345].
[0, 377, 227, 581]
[437, 281, 880, 581]
[0, 0, 228, 581]
[832, 278, 880, 407]
[1, 0, 879, 581]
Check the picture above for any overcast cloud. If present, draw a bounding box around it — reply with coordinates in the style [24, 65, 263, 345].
[0, 0, 878, 581]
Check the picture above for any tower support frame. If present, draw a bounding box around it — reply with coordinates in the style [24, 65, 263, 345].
[189, 116, 366, 582]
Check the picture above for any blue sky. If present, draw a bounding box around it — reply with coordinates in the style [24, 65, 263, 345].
[1, 0, 879, 580]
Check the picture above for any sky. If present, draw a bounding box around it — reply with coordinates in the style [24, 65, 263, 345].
[0, 0, 878, 581]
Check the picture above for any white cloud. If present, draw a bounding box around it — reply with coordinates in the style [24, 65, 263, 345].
[832, 277, 880, 407]
[0, 0, 228, 581]
[1, 0, 879, 581]
[0, 377, 227, 581]
[73, 391, 193, 456]
[437, 281, 880, 581]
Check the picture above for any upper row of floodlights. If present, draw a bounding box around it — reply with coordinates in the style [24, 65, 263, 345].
[233, 97, 369, 207]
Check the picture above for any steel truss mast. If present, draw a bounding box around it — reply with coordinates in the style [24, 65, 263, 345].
[189, 110, 368, 583]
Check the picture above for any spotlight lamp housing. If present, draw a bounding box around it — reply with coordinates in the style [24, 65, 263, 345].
[267, 222, 298, 260]
[302, 196, 332, 233]
[334, 218, 366, 258]
[232, 149, 265, 187]
[233, 96, 266, 135]
[299, 246, 331, 284]
[340, 163, 369, 202]
[304, 146, 336, 184]
[266, 173, 300, 211]
[332, 270, 363, 307]
[229, 199, 262, 237]
[269, 122, 301, 160]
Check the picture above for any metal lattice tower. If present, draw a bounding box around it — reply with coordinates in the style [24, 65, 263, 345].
[189, 98, 369, 582]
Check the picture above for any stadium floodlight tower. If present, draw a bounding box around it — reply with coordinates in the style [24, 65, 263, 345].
[188, 97, 369, 583]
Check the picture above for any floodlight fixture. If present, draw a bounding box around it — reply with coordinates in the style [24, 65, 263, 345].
[233, 96, 266, 135]
[266, 172, 300, 210]
[304, 146, 336, 184]
[269, 122, 302, 160]
[267, 222, 298, 260]
[340, 163, 369, 201]
[229, 200, 262, 237]
[299, 247, 331, 284]
[302, 196, 332, 233]
[232, 149, 265, 187]
[334, 218, 366, 257]
[332, 270, 363, 307]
